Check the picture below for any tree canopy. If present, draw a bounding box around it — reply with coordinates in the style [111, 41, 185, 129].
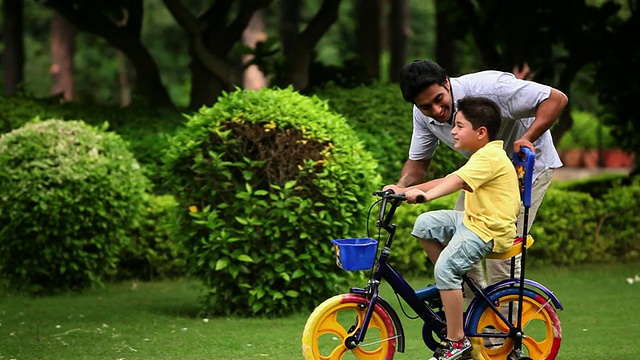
[2, 0, 639, 169]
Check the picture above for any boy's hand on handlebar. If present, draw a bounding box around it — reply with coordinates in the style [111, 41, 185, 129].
[405, 189, 427, 204]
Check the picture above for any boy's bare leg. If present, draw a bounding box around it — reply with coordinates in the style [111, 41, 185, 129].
[441, 289, 465, 341]
[419, 238, 443, 264]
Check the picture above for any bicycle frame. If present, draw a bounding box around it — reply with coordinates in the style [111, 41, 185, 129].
[346, 188, 562, 357]
[346, 194, 446, 350]
[313, 148, 564, 360]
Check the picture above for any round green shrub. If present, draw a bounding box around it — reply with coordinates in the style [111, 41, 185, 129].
[116, 194, 186, 281]
[163, 87, 381, 317]
[0, 119, 150, 294]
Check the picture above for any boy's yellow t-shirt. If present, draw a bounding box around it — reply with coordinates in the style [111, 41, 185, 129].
[452, 140, 521, 253]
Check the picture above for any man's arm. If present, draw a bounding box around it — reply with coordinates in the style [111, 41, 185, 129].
[397, 158, 432, 187]
[514, 88, 568, 152]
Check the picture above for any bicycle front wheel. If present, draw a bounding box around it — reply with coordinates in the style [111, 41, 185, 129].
[467, 288, 562, 360]
[302, 293, 397, 360]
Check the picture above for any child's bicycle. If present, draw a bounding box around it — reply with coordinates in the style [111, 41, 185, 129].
[302, 147, 563, 360]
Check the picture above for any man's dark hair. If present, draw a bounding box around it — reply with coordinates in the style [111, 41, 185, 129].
[399, 60, 448, 103]
[456, 96, 502, 141]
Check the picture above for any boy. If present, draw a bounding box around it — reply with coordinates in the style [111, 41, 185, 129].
[387, 96, 520, 359]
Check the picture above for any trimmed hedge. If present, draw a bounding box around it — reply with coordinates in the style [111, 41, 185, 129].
[0, 119, 150, 294]
[163, 87, 381, 317]
[0, 96, 183, 193]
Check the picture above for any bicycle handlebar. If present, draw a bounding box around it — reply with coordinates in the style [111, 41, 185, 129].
[372, 190, 426, 203]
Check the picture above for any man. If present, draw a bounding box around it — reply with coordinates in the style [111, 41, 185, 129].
[386, 59, 568, 290]
[401, 96, 521, 360]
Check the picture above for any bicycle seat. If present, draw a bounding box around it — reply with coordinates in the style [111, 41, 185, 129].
[486, 235, 535, 259]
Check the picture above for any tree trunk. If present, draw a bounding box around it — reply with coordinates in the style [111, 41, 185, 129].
[50, 11, 76, 102]
[242, 10, 268, 90]
[388, 0, 409, 82]
[282, 0, 341, 91]
[355, 0, 381, 81]
[188, 59, 225, 109]
[2, 0, 25, 96]
[279, 0, 301, 58]
[435, 1, 460, 75]
[44, 0, 175, 108]
[117, 51, 132, 107]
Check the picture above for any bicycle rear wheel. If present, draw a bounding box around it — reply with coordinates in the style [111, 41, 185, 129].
[467, 288, 562, 360]
[302, 293, 397, 360]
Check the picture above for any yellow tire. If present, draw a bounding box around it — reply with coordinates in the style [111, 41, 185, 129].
[468, 289, 562, 360]
[302, 293, 397, 360]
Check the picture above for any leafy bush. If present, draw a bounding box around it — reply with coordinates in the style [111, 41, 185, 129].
[116, 194, 186, 281]
[0, 96, 183, 193]
[556, 110, 616, 150]
[163, 87, 381, 317]
[528, 187, 604, 266]
[596, 176, 640, 260]
[0, 119, 150, 294]
[314, 82, 466, 185]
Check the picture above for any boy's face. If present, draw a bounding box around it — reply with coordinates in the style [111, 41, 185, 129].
[413, 79, 453, 123]
[451, 111, 484, 151]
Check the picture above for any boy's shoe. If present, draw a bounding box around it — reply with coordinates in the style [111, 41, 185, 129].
[429, 337, 472, 360]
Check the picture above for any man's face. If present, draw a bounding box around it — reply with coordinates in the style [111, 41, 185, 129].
[413, 79, 452, 123]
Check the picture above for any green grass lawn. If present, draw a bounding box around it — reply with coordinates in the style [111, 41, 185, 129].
[1, 262, 639, 359]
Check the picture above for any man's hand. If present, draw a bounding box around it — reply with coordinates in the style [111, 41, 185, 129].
[512, 63, 535, 80]
[513, 138, 535, 154]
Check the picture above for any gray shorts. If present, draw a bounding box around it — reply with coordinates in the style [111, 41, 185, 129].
[412, 210, 494, 290]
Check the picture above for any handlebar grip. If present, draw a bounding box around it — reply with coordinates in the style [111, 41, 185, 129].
[415, 195, 426, 203]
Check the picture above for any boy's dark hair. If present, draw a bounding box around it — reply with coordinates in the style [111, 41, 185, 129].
[456, 96, 502, 141]
[399, 60, 448, 103]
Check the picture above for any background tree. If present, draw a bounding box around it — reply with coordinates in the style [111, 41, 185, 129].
[242, 10, 269, 89]
[450, 0, 624, 144]
[50, 10, 75, 102]
[594, 0, 640, 173]
[162, 0, 272, 109]
[275, 0, 341, 91]
[388, 0, 409, 82]
[355, 0, 381, 82]
[43, 0, 174, 108]
[2, 0, 25, 95]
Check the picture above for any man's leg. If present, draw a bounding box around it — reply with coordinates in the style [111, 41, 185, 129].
[486, 168, 554, 284]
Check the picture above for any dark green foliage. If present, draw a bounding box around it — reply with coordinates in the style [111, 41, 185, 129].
[163, 87, 381, 317]
[314, 82, 466, 185]
[555, 111, 615, 150]
[555, 173, 628, 199]
[528, 188, 601, 266]
[116, 194, 186, 281]
[0, 96, 183, 193]
[0, 119, 150, 294]
[596, 176, 640, 260]
[528, 177, 640, 266]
